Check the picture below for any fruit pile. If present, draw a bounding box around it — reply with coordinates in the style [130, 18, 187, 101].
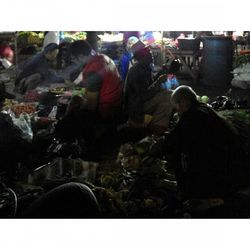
[17, 32, 44, 46]
[11, 103, 37, 117]
[63, 32, 86, 42]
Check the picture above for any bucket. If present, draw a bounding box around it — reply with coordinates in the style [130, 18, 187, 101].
[202, 36, 233, 86]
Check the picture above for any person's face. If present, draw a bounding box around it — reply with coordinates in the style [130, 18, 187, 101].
[6, 51, 14, 62]
[46, 49, 59, 61]
[137, 48, 154, 65]
[77, 54, 90, 65]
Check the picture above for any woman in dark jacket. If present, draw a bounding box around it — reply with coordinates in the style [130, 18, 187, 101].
[168, 85, 249, 200]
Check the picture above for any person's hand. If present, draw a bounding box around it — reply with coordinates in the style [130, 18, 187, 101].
[127, 118, 145, 128]
[144, 114, 153, 126]
[64, 80, 75, 87]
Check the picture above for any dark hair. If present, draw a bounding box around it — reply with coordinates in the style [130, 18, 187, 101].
[70, 40, 91, 57]
[44, 43, 59, 54]
[19, 45, 37, 55]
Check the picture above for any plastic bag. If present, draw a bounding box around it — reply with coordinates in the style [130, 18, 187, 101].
[161, 74, 179, 90]
[12, 113, 33, 141]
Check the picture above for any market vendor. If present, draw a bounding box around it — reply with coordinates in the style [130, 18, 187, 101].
[55, 40, 123, 160]
[15, 43, 70, 94]
[166, 85, 249, 200]
[69, 40, 123, 120]
[124, 40, 173, 135]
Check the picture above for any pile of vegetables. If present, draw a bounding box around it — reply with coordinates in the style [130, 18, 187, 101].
[197, 95, 209, 104]
[218, 109, 250, 159]
[63, 32, 86, 42]
[91, 135, 178, 217]
[17, 32, 44, 46]
[234, 54, 250, 69]
[11, 103, 37, 117]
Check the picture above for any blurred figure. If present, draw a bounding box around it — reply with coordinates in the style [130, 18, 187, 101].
[166, 85, 249, 200]
[0, 45, 14, 69]
[119, 36, 139, 82]
[15, 43, 70, 93]
[86, 31, 101, 53]
[55, 41, 123, 160]
[125, 40, 173, 135]
[70, 40, 122, 120]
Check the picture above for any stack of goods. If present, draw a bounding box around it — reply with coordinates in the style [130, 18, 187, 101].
[11, 103, 37, 117]
[17, 32, 44, 47]
[62, 32, 86, 42]
[218, 109, 250, 162]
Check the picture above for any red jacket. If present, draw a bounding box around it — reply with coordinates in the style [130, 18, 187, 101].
[82, 54, 123, 119]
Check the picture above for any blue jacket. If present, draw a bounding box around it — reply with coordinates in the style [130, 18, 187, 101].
[119, 51, 132, 82]
[18, 52, 64, 83]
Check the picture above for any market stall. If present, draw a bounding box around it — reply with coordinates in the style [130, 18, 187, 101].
[1, 31, 250, 218]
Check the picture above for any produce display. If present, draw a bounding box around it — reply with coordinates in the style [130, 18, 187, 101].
[63, 32, 86, 42]
[218, 109, 250, 159]
[234, 54, 250, 68]
[49, 87, 68, 95]
[17, 32, 44, 46]
[3, 98, 18, 111]
[2, 74, 250, 218]
[197, 95, 209, 104]
[89, 135, 178, 217]
[11, 103, 37, 117]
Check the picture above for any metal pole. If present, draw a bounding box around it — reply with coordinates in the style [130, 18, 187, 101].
[14, 32, 18, 76]
[161, 31, 166, 65]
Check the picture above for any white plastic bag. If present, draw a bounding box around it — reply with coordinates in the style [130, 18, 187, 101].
[12, 113, 33, 141]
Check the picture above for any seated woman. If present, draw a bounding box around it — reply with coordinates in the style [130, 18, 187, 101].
[15, 43, 70, 94]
